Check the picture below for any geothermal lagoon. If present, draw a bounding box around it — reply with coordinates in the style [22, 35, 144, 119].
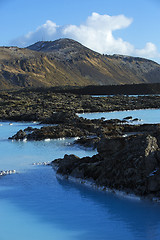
[1, 109, 160, 240]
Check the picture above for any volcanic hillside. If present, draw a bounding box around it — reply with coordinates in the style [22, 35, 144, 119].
[0, 38, 160, 89]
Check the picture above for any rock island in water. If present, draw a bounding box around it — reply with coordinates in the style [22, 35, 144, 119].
[1, 87, 160, 201]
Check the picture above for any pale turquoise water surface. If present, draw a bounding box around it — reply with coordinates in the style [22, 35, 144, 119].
[79, 109, 160, 124]
[0, 112, 160, 240]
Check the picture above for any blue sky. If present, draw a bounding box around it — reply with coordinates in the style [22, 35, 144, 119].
[0, 0, 160, 63]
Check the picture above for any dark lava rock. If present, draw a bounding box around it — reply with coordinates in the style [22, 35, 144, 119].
[52, 133, 160, 200]
[9, 129, 26, 140]
[1, 89, 160, 123]
[9, 123, 91, 141]
[105, 119, 126, 124]
[8, 115, 123, 141]
[74, 136, 100, 149]
[24, 127, 35, 132]
[42, 111, 80, 124]
[123, 116, 132, 120]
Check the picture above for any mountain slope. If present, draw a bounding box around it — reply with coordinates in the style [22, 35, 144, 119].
[0, 38, 160, 89]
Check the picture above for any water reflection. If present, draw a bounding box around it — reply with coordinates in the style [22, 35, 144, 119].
[0, 166, 160, 240]
[57, 176, 160, 240]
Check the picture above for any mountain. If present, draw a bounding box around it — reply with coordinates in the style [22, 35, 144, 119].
[0, 38, 160, 89]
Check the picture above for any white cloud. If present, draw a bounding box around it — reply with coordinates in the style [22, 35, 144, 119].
[135, 42, 160, 59]
[11, 12, 160, 62]
[12, 20, 59, 46]
[62, 13, 134, 55]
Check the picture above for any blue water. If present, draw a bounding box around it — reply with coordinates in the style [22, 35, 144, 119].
[0, 116, 160, 240]
[79, 109, 160, 124]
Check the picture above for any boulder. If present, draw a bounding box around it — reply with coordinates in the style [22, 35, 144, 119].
[52, 133, 160, 199]
[74, 136, 100, 149]
[42, 111, 79, 124]
[97, 136, 125, 156]
[9, 129, 26, 140]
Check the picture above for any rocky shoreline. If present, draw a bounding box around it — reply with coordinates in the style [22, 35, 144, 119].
[0, 88, 160, 122]
[51, 132, 160, 202]
[8, 110, 160, 143]
[8, 110, 160, 201]
[1, 88, 160, 201]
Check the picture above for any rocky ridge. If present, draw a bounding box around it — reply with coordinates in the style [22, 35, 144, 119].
[1, 38, 160, 89]
[51, 132, 160, 201]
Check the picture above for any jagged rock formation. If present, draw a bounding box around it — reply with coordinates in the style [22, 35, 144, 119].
[0, 38, 160, 89]
[52, 133, 160, 200]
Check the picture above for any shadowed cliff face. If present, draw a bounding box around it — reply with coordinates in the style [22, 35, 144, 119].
[0, 38, 160, 89]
